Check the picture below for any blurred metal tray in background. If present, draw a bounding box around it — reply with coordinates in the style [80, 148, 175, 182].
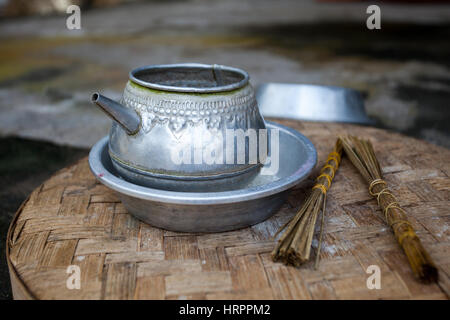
[256, 83, 374, 125]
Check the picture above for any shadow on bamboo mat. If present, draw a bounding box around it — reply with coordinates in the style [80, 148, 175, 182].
[0, 137, 88, 300]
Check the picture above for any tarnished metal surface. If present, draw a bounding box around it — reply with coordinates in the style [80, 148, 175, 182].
[88, 121, 317, 232]
[256, 83, 374, 125]
[91, 63, 266, 191]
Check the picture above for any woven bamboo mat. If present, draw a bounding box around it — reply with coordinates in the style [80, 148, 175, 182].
[7, 120, 450, 299]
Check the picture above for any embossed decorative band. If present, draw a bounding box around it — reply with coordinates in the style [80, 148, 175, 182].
[123, 82, 259, 134]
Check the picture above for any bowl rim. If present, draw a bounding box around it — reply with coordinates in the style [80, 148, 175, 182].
[88, 121, 317, 205]
[129, 63, 250, 93]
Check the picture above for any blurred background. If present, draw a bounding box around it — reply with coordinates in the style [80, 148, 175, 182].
[0, 0, 449, 299]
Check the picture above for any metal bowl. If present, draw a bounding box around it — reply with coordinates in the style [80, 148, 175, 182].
[89, 121, 317, 232]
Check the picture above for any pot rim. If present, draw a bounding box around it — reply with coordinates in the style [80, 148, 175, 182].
[129, 63, 250, 93]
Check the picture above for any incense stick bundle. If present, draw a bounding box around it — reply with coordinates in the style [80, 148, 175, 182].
[272, 140, 342, 267]
[339, 135, 438, 283]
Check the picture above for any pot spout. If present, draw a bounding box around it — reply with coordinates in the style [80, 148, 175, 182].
[91, 93, 140, 135]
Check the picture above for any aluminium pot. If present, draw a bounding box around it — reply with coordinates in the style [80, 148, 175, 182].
[91, 63, 266, 191]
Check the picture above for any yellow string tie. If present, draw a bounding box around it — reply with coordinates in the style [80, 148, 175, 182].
[390, 219, 412, 230]
[328, 151, 341, 163]
[368, 178, 387, 196]
[384, 201, 402, 224]
[397, 230, 417, 245]
[312, 148, 342, 196]
[320, 164, 336, 179]
[369, 180, 410, 229]
[327, 155, 340, 170]
[312, 184, 327, 195]
[316, 173, 332, 189]
[375, 188, 397, 206]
